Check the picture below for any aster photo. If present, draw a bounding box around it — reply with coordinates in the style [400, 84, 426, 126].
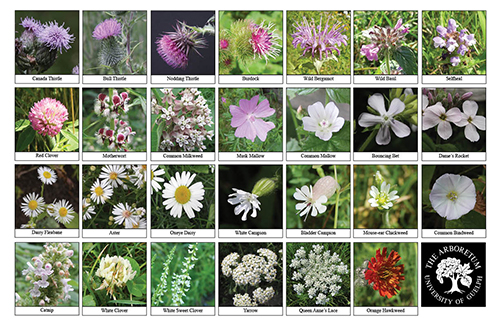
[219, 165, 282, 230]
[286, 165, 349, 230]
[151, 88, 215, 153]
[354, 88, 417, 152]
[219, 243, 283, 307]
[422, 88, 486, 153]
[422, 165, 485, 230]
[82, 165, 147, 230]
[15, 243, 79, 307]
[422, 11, 486, 75]
[152, 11, 215, 75]
[15, 88, 79, 153]
[151, 165, 215, 230]
[15, 165, 79, 230]
[15, 11, 79, 75]
[219, 88, 283, 152]
[354, 243, 417, 307]
[286, 243, 350, 307]
[83, 11, 147, 75]
[354, 11, 418, 75]
[353, 165, 417, 230]
[219, 11, 283, 75]
[82, 242, 146, 307]
[287, 11, 350, 75]
[82, 88, 147, 152]
[286, 88, 350, 152]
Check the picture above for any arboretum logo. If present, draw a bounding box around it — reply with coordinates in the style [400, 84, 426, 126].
[422, 243, 485, 307]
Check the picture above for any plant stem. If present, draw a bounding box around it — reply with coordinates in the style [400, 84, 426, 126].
[383, 210, 391, 228]
[286, 95, 303, 143]
[333, 165, 340, 229]
[358, 129, 377, 152]
[385, 48, 391, 74]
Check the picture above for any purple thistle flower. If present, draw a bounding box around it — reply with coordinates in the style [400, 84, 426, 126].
[291, 16, 347, 60]
[156, 34, 189, 69]
[20, 17, 42, 33]
[72, 64, 79, 75]
[37, 21, 75, 53]
[93, 18, 122, 40]
[249, 21, 281, 62]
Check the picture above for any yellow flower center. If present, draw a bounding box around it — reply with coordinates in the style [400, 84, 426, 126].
[95, 186, 104, 196]
[122, 210, 131, 218]
[175, 185, 191, 204]
[109, 172, 118, 180]
[151, 170, 154, 180]
[447, 191, 458, 202]
[59, 207, 68, 217]
[43, 171, 52, 179]
[28, 200, 38, 210]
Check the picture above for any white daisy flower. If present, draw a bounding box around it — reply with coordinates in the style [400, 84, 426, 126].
[227, 188, 261, 221]
[99, 165, 126, 188]
[37, 166, 57, 185]
[429, 173, 476, 220]
[112, 203, 138, 228]
[130, 217, 147, 229]
[151, 165, 165, 194]
[82, 198, 95, 220]
[131, 165, 147, 188]
[368, 182, 399, 209]
[162, 171, 205, 219]
[293, 185, 328, 221]
[20, 192, 45, 217]
[90, 179, 113, 204]
[49, 199, 75, 224]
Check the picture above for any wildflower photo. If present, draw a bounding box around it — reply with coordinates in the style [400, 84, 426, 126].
[15, 88, 79, 153]
[354, 243, 417, 307]
[219, 88, 282, 152]
[15, 242, 78, 307]
[151, 88, 215, 152]
[83, 11, 147, 75]
[354, 165, 417, 230]
[152, 11, 215, 75]
[219, 165, 282, 229]
[82, 242, 146, 307]
[151, 165, 215, 230]
[287, 11, 350, 75]
[422, 11, 486, 75]
[422, 88, 485, 152]
[287, 165, 350, 230]
[354, 88, 417, 152]
[286, 243, 350, 307]
[16, 165, 79, 229]
[82, 88, 147, 152]
[15, 11, 79, 75]
[219, 11, 283, 75]
[219, 243, 282, 307]
[82, 165, 147, 230]
[422, 165, 485, 230]
[286, 88, 350, 152]
[151, 243, 215, 307]
[354, 11, 418, 75]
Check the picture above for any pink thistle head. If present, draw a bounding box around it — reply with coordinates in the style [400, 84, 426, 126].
[249, 21, 281, 62]
[156, 34, 189, 69]
[220, 39, 229, 49]
[93, 18, 122, 40]
[28, 98, 68, 137]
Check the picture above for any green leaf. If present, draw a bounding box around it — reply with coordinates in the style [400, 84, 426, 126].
[82, 295, 96, 306]
[126, 274, 146, 297]
[124, 256, 141, 274]
[394, 46, 418, 75]
[445, 211, 486, 229]
[108, 299, 146, 305]
[422, 132, 436, 152]
[61, 129, 78, 144]
[326, 88, 350, 104]
[15, 119, 31, 132]
[64, 212, 79, 229]
[16, 126, 36, 151]
[286, 138, 301, 152]
[436, 143, 458, 152]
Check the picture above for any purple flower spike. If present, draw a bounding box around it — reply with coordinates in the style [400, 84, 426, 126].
[37, 21, 75, 53]
[360, 44, 379, 61]
[436, 25, 447, 38]
[450, 56, 460, 66]
[93, 18, 122, 40]
[447, 19, 457, 33]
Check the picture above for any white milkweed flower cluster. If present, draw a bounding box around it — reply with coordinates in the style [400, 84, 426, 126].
[95, 255, 137, 299]
[221, 248, 279, 306]
[290, 245, 348, 305]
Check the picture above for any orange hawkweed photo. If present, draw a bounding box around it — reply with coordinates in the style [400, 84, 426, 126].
[364, 247, 405, 298]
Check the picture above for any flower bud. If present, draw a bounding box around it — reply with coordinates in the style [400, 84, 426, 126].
[374, 171, 385, 187]
[252, 178, 277, 197]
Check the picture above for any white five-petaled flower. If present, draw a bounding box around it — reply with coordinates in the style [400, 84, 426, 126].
[454, 100, 486, 142]
[112, 202, 138, 228]
[302, 101, 345, 141]
[37, 166, 57, 185]
[368, 182, 399, 210]
[90, 179, 114, 204]
[20, 192, 45, 217]
[358, 93, 411, 145]
[293, 185, 327, 221]
[227, 188, 261, 221]
[429, 173, 476, 220]
[162, 171, 205, 219]
[422, 102, 462, 140]
[150, 165, 165, 194]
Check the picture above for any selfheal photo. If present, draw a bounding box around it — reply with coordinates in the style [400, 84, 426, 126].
[422, 11, 486, 75]
[151, 11, 215, 75]
[219, 88, 283, 152]
[286, 88, 350, 152]
[422, 165, 485, 230]
[15, 11, 79, 75]
[83, 11, 147, 75]
[353, 165, 417, 230]
[354, 88, 417, 152]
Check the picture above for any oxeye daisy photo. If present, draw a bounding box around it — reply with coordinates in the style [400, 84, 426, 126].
[15, 165, 79, 230]
[151, 165, 215, 230]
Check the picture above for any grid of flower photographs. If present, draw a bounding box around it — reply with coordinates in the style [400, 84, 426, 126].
[12, 7, 489, 319]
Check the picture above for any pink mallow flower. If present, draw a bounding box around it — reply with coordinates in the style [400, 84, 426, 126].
[230, 95, 275, 142]
[28, 98, 68, 137]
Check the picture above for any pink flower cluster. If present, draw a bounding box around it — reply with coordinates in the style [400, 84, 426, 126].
[29, 98, 68, 137]
[96, 119, 136, 151]
[360, 18, 409, 61]
[94, 89, 130, 120]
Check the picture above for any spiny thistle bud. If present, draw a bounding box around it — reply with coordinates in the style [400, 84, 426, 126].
[93, 18, 125, 67]
[252, 177, 277, 197]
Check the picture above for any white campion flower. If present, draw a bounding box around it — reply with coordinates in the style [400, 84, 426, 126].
[454, 100, 486, 142]
[302, 101, 345, 141]
[368, 182, 399, 210]
[227, 188, 261, 221]
[422, 102, 462, 140]
[429, 173, 476, 220]
[358, 93, 411, 145]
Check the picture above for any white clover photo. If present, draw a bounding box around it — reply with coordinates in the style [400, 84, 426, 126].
[422, 165, 485, 230]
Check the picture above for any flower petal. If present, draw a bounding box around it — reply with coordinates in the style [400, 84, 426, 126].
[446, 107, 463, 123]
[253, 119, 275, 142]
[437, 121, 453, 140]
[389, 119, 411, 138]
[253, 98, 275, 118]
[358, 113, 384, 127]
[234, 120, 256, 141]
[387, 98, 405, 116]
[375, 125, 391, 145]
[472, 115, 486, 130]
[462, 100, 478, 117]
[367, 93, 387, 116]
[464, 124, 480, 142]
[230, 106, 247, 127]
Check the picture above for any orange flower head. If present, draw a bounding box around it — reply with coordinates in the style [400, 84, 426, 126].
[364, 247, 405, 298]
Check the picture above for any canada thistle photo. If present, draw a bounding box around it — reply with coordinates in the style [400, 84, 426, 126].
[15, 11, 79, 75]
